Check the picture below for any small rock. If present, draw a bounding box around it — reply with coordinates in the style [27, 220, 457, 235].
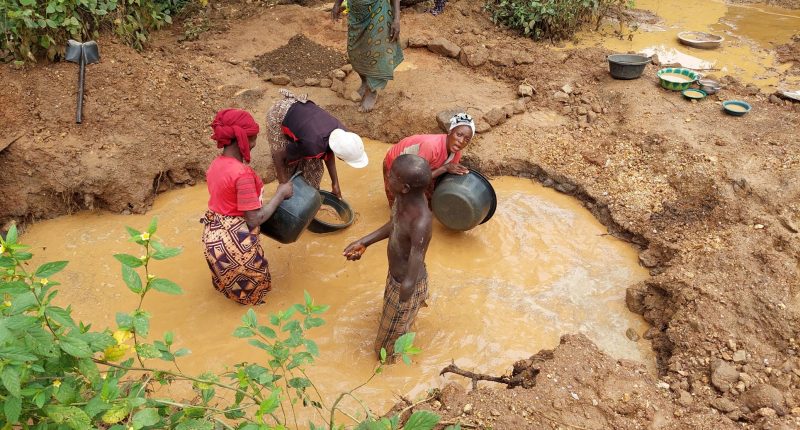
[678, 390, 693, 407]
[744, 84, 760, 96]
[769, 94, 782, 104]
[712, 361, 740, 393]
[226, 58, 240, 65]
[330, 69, 346, 80]
[502, 104, 515, 118]
[758, 407, 777, 418]
[463, 403, 473, 414]
[656, 381, 670, 390]
[561, 83, 573, 94]
[592, 104, 602, 113]
[484, 107, 506, 127]
[348, 90, 362, 102]
[587, 111, 598, 123]
[553, 91, 570, 101]
[408, 37, 429, 48]
[741, 384, 786, 415]
[513, 98, 527, 114]
[271, 74, 291, 85]
[518, 83, 535, 97]
[577, 106, 588, 115]
[292, 78, 306, 87]
[428, 38, 461, 58]
[626, 328, 640, 342]
[726, 410, 742, 421]
[475, 119, 491, 134]
[330, 78, 344, 95]
[459, 45, 488, 67]
[341, 64, 353, 73]
[490, 409, 500, 416]
[561, 106, 572, 115]
[439, 382, 466, 408]
[261, 72, 273, 82]
[489, 51, 514, 67]
[319, 78, 333, 88]
[733, 350, 747, 363]
[513, 51, 535, 65]
[711, 397, 737, 413]
[432, 400, 442, 410]
[305, 78, 320, 87]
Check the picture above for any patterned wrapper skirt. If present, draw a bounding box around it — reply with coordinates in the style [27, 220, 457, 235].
[201, 211, 272, 305]
[375, 271, 429, 360]
[347, 0, 404, 91]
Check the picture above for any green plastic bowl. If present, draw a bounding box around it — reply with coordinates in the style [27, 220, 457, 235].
[682, 88, 707, 100]
[657, 68, 699, 91]
[722, 100, 751, 116]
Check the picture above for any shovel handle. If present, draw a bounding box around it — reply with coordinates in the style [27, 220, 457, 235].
[76, 53, 85, 124]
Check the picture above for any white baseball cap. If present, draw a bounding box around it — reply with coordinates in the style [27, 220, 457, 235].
[329, 129, 368, 168]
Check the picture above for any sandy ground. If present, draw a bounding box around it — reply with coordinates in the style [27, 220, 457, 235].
[1, 0, 800, 428]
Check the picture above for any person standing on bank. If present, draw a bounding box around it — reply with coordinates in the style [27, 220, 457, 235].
[267, 89, 369, 197]
[201, 108, 293, 305]
[331, 0, 403, 112]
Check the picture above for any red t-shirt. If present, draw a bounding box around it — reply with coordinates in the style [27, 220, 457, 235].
[206, 156, 263, 216]
[384, 134, 461, 171]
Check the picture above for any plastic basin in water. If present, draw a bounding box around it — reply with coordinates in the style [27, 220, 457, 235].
[261, 173, 322, 244]
[307, 190, 354, 234]
[607, 54, 650, 80]
[431, 169, 497, 231]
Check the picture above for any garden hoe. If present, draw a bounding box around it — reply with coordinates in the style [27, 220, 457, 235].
[65, 39, 100, 124]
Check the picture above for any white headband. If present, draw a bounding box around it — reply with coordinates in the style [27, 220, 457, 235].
[449, 113, 475, 137]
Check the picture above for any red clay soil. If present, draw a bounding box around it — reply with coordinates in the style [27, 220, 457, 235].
[2, 0, 800, 428]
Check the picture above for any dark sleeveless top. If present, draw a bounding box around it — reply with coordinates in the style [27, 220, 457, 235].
[280, 101, 344, 164]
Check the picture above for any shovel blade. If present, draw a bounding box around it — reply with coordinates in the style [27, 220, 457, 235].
[82, 41, 100, 64]
[65, 39, 83, 63]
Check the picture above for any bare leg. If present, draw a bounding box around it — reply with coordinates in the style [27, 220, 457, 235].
[359, 88, 378, 112]
[357, 74, 368, 98]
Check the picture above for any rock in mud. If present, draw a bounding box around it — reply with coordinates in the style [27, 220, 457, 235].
[518, 84, 535, 97]
[741, 384, 786, 415]
[271, 74, 291, 85]
[459, 46, 488, 67]
[428, 38, 461, 58]
[625, 328, 640, 342]
[513, 51, 535, 65]
[484, 107, 506, 127]
[408, 37, 429, 48]
[712, 361, 740, 393]
[436, 108, 466, 132]
[711, 397, 738, 413]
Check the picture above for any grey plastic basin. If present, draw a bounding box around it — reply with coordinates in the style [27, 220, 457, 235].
[261, 173, 322, 244]
[431, 169, 497, 231]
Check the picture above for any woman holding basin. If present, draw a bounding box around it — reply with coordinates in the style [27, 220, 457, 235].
[382, 112, 475, 207]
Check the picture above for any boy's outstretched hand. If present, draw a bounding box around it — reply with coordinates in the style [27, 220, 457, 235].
[343, 241, 367, 261]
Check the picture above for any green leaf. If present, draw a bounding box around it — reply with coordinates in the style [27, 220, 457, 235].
[102, 403, 130, 424]
[122, 265, 142, 294]
[257, 325, 276, 339]
[114, 253, 143, 268]
[393, 332, 415, 355]
[304, 290, 312, 307]
[164, 331, 174, 345]
[288, 377, 311, 388]
[44, 405, 91, 430]
[59, 333, 92, 358]
[403, 411, 440, 430]
[380, 348, 387, 363]
[84, 396, 111, 418]
[232, 327, 253, 338]
[151, 241, 182, 260]
[304, 339, 319, 356]
[133, 407, 160, 428]
[4, 395, 21, 423]
[303, 317, 325, 329]
[135, 343, 162, 359]
[35, 261, 68, 278]
[149, 278, 182, 295]
[443, 424, 462, 430]
[45, 306, 77, 329]
[242, 308, 257, 327]
[258, 389, 281, 415]
[116, 312, 133, 329]
[0, 281, 28, 294]
[4, 224, 18, 245]
[147, 217, 158, 235]
[0, 346, 37, 362]
[175, 419, 214, 430]
[133, 312, 150, 337]
[174, 347, 190, 357]
[125, 226, 142, 238]
[2, 366, 21, 397]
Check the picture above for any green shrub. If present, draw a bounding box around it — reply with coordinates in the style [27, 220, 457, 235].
[0, 219, 451, 429]
[0, 0, 190, 62]
[485, 0, 633, 41]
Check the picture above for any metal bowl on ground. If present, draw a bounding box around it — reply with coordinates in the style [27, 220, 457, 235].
[307, 190, 355, 233]
[431, 169, 497, 231]
[261, 173, 322, 244]
[607, 54, 650, 80]
[682, 88, 707, 100]
[698, 79, 721, 95]
[656, 68, 700, 91]
[722, 100, 751, 117]
[677, 31, 724, 49]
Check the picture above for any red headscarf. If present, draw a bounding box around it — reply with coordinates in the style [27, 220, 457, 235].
[210, 109, 260, 163]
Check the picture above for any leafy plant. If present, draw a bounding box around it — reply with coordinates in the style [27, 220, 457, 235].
[485, 0, 634, 41]
[0, 219, 440, 429]
[1, 0, 191, 62]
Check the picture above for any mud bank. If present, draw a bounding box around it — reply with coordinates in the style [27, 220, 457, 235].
[2, 0, 800, 427]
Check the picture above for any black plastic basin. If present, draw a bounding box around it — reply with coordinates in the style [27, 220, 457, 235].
[607, 54, 650, 80]
[307, 190, 355, 234]
[260, 173, 322, 244]
[431, 169, 497, 231]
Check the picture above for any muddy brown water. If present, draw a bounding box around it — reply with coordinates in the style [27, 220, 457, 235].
[575, 0, 800, 90]
[22, 141, 650, 417]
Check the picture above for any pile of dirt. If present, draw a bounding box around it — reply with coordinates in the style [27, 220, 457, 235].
[252, 34, 347, 80]
[777, 34, 800, 74]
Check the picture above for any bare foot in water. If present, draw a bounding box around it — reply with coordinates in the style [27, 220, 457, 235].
[359, 89, 377, 112]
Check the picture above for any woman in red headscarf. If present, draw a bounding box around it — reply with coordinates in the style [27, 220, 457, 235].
[201, 109, 293, 305]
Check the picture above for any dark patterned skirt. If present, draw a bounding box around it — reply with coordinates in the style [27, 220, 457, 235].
[200, 211, 271, 305]
[375, 272, 429, 360]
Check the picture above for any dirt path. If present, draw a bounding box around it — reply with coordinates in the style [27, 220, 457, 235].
[1, 0, 800, 427]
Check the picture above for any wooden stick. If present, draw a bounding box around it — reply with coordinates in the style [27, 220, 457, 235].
[439, 362, 523, 389]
